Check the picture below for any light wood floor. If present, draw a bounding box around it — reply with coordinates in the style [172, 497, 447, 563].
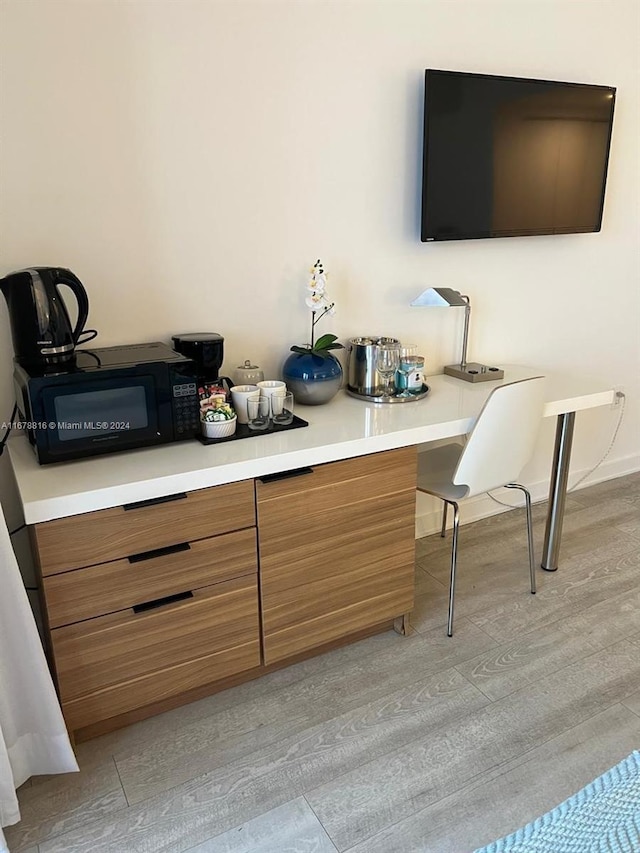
[7, 473, 640, 853]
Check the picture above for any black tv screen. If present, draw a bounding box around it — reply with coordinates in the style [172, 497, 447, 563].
[421, 70, 616, 241]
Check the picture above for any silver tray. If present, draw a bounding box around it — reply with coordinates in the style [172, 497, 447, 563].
[346, 383, 430, 403]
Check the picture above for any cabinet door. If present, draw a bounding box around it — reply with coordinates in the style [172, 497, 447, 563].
[256, 447, 417, 664]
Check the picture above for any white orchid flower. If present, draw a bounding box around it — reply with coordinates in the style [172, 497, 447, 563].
[295, 259, 342, 354]
[311, 275, 327, 294]
[305, 293, 324, 308]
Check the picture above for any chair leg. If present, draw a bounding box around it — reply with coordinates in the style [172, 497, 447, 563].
[505, 483, 536, 594]
[446, 500, 460, 637]
[440, 502, 448, 538]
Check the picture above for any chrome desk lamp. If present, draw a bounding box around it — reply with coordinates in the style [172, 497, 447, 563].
[410, 287, 504, 383]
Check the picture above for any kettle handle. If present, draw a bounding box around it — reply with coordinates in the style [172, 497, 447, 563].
[55, 268, 89, 344]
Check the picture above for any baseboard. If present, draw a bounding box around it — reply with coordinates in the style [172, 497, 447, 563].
[415, 452, 640, 539]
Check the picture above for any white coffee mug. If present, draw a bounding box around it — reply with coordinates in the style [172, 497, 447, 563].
[257, 380, 287, 402]
[230, 384, 260, 424]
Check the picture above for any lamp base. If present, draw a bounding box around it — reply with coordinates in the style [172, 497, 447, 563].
[444, 362, 504, 383]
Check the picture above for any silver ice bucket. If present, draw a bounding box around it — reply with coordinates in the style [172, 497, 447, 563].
[347, 337, 400, 396]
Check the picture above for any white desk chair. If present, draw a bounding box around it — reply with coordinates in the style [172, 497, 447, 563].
[417, 376, 546, 636]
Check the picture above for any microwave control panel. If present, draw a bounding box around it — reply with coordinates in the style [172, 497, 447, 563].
[172, 382, 199, 437]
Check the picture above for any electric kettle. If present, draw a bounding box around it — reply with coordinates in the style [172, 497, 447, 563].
[0, 267, 91, 366]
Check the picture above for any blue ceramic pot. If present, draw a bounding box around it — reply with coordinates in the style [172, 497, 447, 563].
[282, 351, 343, 405]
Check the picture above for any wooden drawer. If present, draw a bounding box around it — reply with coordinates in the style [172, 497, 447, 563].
[256, 449, 416, 580]
[257, 448, 417, 598]
[259, 488, 416, 597]
[43, 528, 258, 628]
[33, 479, 255, 575]
[52, 576, 260, 731]
[262, 558, 414, 664]
[257, 447, 417, 664]
[255, 447, 415, 504]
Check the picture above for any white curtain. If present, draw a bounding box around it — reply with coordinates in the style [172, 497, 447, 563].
[0, 504, 78, 852]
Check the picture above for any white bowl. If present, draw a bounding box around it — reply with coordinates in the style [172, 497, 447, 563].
[201, 416, 237, 439]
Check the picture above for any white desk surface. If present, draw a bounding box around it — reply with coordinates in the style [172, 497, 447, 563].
[8, 366, 614, 525]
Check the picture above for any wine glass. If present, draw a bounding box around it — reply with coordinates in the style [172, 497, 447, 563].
[376, 344, 400, 399]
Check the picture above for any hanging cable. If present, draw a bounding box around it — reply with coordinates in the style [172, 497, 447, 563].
[486, 392, 627, 509]
[0, 403, 18, 457]
[76, 329, 98, 346]
[566, 391, 626, 493]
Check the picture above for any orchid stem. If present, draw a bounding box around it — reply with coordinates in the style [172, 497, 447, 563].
[310, 303, 335, 350]
[313, 306, 333, 326]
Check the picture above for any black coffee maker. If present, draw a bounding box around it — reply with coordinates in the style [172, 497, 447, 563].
[171, 332, 233, 390]
[0, 267, 92, 366]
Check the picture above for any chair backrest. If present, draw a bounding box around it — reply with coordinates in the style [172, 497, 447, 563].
[454, 376, 546, 497]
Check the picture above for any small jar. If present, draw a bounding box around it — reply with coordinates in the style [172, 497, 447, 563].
[235, 360, 264, 385]
[397, 356, 425, 393]
[408, 356, 425, 392]
[396, 345, 420, 393]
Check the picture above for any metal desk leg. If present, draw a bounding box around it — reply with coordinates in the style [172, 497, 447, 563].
[542, 411, 576, 572]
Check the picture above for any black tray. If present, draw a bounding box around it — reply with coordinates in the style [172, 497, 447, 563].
[197, 414, 309, 445]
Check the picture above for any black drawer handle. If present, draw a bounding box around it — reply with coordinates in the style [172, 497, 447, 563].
[123, 493, 188, 511]
[133, 590, 193, 614]
[258, 467, 314, 484]
[128, 542, 191, 564]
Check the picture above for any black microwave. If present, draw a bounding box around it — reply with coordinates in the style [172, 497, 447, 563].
[13, 342, 200, 464]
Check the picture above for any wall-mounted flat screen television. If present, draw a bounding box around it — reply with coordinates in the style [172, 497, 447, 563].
[421, 70, 616, 242]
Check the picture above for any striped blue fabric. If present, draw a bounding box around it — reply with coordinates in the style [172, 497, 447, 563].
[473, 751, 640, 853]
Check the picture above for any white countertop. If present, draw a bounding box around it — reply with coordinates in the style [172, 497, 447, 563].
[8, 366, 614, 525]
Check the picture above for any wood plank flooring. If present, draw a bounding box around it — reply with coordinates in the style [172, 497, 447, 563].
[6, 472, 640, 853]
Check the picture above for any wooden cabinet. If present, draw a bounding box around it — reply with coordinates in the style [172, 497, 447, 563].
[31, 448, 417, 740]
[32, 483, 260, 739]
[256, 447, 417, 664]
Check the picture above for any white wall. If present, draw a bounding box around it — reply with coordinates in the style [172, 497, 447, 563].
[1, 0, 639, 525]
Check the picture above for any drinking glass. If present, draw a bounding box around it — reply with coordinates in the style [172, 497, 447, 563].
[271, 393, 294, 425]
[247, 396, 270, 430]
[376, 344, 400, 399]
[395, 346, 416, 398]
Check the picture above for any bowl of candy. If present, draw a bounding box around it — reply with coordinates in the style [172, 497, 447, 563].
[200, 400, 237, 438]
